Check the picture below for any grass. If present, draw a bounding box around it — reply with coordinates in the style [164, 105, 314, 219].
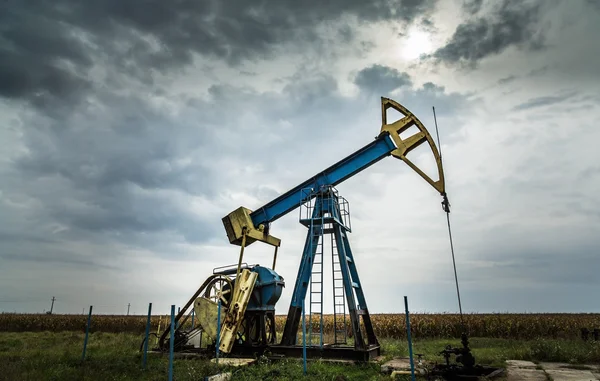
[0, 332, 599, 380]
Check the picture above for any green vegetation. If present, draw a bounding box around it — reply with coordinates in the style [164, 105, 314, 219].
[1, 332, 599, 380]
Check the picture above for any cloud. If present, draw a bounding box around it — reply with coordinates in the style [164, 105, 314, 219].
[462, 0, 484, 14]
[431, 0, 547, 66]
[353, 64, 413, 94]
[0, 0, 437, 110]
[587, 0, 600, 10]
[512, 92, 577, 111]
[497, 75, 517, 84]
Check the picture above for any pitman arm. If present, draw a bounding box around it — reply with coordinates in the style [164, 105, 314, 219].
[221, 97, 447, 248]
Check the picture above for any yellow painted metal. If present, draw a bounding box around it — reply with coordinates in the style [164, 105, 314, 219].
[193, 297, 225, 341]
[233, 231, 248, 302]
[219, 269, 258, 353]
[155, 315, 163, 346]
[222, 207, 281, 247]
[209, 358, 256, 366]
[380, 97, 446, 195]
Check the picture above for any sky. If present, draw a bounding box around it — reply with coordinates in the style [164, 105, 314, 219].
[1, 0, 599, 316]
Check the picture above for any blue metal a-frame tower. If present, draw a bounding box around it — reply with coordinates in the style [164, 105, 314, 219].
[280, 185, 378, 352]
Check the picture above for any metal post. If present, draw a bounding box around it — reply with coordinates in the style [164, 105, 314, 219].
[142, 302, 152, 369]
[169, 305, 175, 381]
[302, 298, 307, 375]
[127, 303, 130, 316]
[155, 315, 163, 346]
[216, 299, 221, 365]
[404, 296, 416, 381]
[50, 296, 55, 314]
[81, 305, 93, 361]
[272, 246, 279, 270]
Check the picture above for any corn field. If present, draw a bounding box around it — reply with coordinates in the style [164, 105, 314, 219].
[1, 313, 598, 340]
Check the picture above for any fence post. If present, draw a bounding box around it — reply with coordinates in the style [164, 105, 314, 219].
[216, 299, 221, 365]
[404, 296, 416, 381]
[142, 302, 152, 369]
[81, 305, 93, 361]
[169, 305, 175, 381]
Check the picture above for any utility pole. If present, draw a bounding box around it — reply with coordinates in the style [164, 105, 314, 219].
[127, 303, 131, 316]
[50, 296, 55, 314]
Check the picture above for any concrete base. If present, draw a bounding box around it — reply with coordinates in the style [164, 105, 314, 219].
[210, 358, 256, 367]
[507, 360, 600, 381]
[380, 357, 427, 376]
[381, 357, 413, 373]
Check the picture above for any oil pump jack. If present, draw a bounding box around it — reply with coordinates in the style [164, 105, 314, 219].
[153, 97, 450, 361]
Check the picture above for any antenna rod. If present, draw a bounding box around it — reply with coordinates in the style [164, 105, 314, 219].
[432, 106, 465, 328]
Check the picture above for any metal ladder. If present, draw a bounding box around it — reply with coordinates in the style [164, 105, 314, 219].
[331, 227, 347, 344]
[308, 199, 324, 347]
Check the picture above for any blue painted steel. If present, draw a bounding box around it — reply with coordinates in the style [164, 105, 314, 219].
[340, 234, 366, 309]
[333, 227, 359, 316]
[216, 299, 221, 365]
[142, 302, 152, 369]
[246, 265, 285, 311]
[169, 305, 175, 381]
[405, 296, 416, 381]
[250, 134, 396, 226]
[289, 202, 323, 308]
[81, 305, 93, 361]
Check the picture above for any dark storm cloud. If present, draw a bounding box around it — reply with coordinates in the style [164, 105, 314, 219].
[463, 243, 600, 286]
[3, 91, 229, 250]
[462, 0, 484, 14]
[353, 64, 413, 94]
[431, 0, 546, 66]
[587, 0, 600, 10]
[2, 250, 119, 271]
[1, 0, 437, 109]
[498, 75, 517, 84]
